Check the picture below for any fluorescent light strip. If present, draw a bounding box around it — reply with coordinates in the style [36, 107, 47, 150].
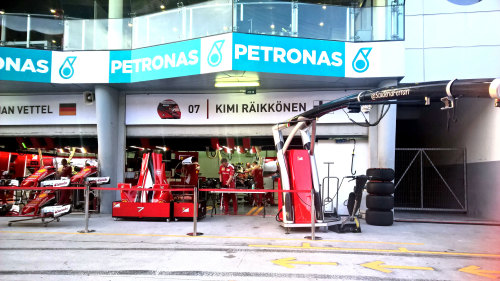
[214, 81, 260, 88]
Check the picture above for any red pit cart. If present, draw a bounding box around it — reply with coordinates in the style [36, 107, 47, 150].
[112, 152, 206, 221]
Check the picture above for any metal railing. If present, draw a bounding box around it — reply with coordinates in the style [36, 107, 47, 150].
[0, 13, 64, 50]
[0, 1, 404, 51]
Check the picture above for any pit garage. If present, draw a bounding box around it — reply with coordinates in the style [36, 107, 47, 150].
[1, 0, 500, 277]
[1, 79, 498, 228]
[1, 80, 499, 281]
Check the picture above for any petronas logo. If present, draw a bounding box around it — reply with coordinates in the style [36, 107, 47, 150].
[59, 56, 77, 79]
[208, 40, 225, 67]
[352, 48, 372, 73]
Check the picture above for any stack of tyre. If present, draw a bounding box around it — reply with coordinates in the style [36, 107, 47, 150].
[365, 168, 395, 226]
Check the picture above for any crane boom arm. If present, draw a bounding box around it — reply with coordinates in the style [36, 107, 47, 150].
[288, 78, 500, 122]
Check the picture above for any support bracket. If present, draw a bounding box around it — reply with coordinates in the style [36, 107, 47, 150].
[441, 79, 456, 110]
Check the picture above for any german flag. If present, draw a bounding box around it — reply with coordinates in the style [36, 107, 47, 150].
[59, 103, 76, 116]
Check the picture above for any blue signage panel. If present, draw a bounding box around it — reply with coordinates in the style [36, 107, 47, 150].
[232, 33, 345, 77]
[108, 49, 132, 83]
[0, 47, 52, 83]
[0, 33, 402, 84]
[109, 39, 201, 83]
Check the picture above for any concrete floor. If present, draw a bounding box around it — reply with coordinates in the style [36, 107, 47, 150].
[1, 207, 500, 281]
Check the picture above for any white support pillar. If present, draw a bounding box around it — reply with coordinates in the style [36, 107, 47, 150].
[368, 106, 379, 168]
[95, 85, 126, 213]
[108, 0, 123, 49]
[375, 79, 398, 169]
[365, 79, 397, 216]
[372, 0, 389, 41]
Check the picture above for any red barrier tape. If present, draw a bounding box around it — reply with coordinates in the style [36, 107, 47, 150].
[0, 186, 193, 192]
[199, 188, 310, 193]
[0, 186, 310, 193]
[91, 187, 195, 192]
[0, 186, 86, 190]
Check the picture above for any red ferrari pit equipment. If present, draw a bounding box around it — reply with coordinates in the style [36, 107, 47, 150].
[2, 165, 109, 227]
[4, 166, 72, 226]
[273, 78, 500, 234]
[113, 152, 206, 221]
[71, 166, 106, 211]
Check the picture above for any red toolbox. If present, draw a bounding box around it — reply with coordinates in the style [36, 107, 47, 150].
[112, 201, 206, 220]
[173, 201, 207, 219]
[112, 201, 172, 219]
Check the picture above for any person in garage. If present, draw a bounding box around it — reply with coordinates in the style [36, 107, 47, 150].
[57, 159, 73, 205]
[183, 157, 200, 186]
[243, 162, 252, 178]
[250, 161, 264, 207]
[219, 158, 237, 215]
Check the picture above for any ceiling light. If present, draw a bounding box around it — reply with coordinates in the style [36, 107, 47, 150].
[319, 22, 324, 27]
[215, 81, 260, 88]
[130, 145, 145, 150]
[322, 5, 327, 10]
[270, 24, 275, 29]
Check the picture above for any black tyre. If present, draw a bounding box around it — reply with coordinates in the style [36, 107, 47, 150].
[365, 209, 393, 226]
[366, 181, 395, 195]
[366, 168, 395, 181]
[366, 195, 394, 210]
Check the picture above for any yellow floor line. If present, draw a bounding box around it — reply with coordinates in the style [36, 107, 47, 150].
[246, 207, 258, 216]
[248, 243, 500, 258]
[254, 207, 264, 216]
[0, 230, 424, 245]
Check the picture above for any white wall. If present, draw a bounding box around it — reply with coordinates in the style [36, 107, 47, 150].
[315, 139, 369, 215]
[403, 0, 500, 83]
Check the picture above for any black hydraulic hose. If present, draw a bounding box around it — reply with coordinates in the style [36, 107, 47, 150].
[288, 78, 498, 121]
[350, 139, 356, 176]
[275, 208, 283, 222]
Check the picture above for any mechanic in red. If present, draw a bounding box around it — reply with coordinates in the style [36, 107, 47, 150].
[250, 161, 264, 207]
[57, 159, 73, 205]
[183, 157, 200, 186]
[219, 158, 237, 215]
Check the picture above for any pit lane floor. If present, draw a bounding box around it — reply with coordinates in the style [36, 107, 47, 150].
[1, 208, 499, 281]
